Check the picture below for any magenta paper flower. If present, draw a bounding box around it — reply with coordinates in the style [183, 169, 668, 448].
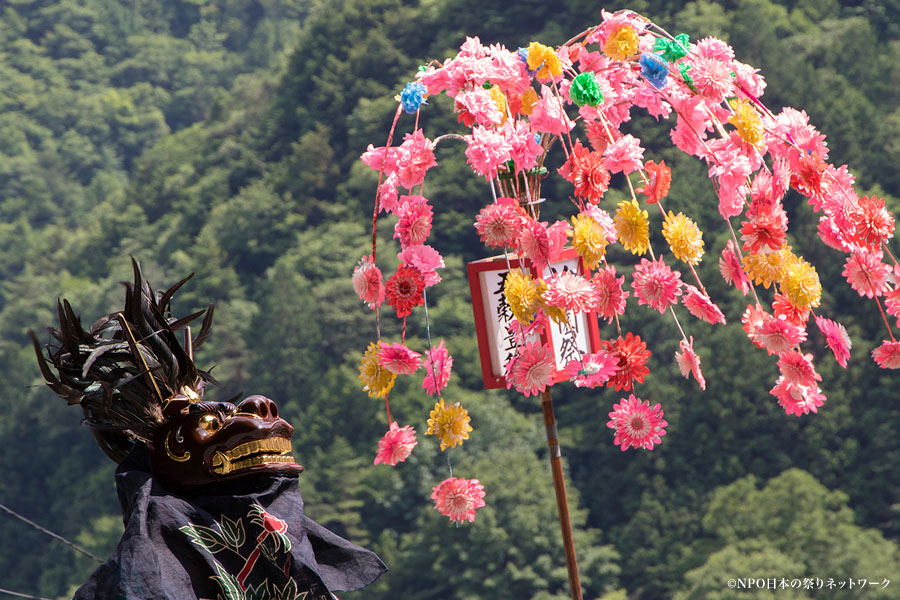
[543, 271, 597, 313]
[374, 422, 418, 466]
[422, 340, 453, 396]
[770, 377, 826, 416]
[777, 351, 821, 388]
[631, 256, 683, 313]
[607, 394, 667, 451]
[719, 240, 750, 296]
[675, 336, 706, 390]
[682, 284, 726, 325]
[815, 316, 851, 368]
[843, 250, 890, 298]
[756, 314, 807, 355]
[475, 199, 523, 249]
[505, 341, 555, 397]
[519, 218, 552, 272]
[394, 195, 433, 248]
[872, 340, 900, 369]
[431, 477, 486, 524]
[563, 351, 619, 388]
[592, 264, 628, 323]
[378, 342, 422, 375]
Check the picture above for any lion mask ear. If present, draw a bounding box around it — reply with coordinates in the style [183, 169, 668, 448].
[32, 257, 215, 463]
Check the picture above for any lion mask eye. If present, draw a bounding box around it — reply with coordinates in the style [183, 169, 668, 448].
[198, 414, 221, 433]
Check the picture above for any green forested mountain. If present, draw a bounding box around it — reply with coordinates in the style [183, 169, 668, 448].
[1, 1, 899, 598]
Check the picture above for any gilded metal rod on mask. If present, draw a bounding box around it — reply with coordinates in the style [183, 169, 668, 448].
[540, 388, 582, 600]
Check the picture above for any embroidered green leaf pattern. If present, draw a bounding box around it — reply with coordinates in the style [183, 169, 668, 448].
[220, 514, 246, 550]
[243, 580, 270, 600]
[180, 523, 230, 554]
[275, 530, 292, 553]
[211, 561, 244, 600]
[272, 579, 310, 600]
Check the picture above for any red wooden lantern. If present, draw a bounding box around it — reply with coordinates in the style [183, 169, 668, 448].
[467, 247, 603, 389]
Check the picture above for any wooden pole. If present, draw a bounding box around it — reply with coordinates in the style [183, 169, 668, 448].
[540, 388, 583, 600]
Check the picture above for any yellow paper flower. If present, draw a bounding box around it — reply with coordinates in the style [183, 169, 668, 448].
[570, 213, 609, 269]
[488, 86, 508, 124]
[662, 211, 705, 265]
[781, 254, 822, 309]
[537, 280, 570, 325]
[526, 41, 562, 79]
[728, 99, 764, 147]
[615, 199, 650, 255]
[426, 398, 473, 451]
[358, 342, 396, 398]
[520, 87, 539, 116]
[742, 246, 790, 289]
[604, 26, 640, 61]
[505, 269, 539, 324]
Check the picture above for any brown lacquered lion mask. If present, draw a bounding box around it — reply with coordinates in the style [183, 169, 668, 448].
[150, 394, 303, 492]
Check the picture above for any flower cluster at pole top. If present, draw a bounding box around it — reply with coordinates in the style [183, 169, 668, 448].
[354, 9, 900, 520]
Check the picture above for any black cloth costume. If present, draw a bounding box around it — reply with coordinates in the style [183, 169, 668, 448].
[74, 445, 385, 600]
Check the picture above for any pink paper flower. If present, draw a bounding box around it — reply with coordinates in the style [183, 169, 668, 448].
[872, 340, 900, 369]
[529, 85, 575, 135]
[394, 195, 433, 247]
[475, 199, 523, 249]
[543, 271, 596, 313]
[631, 256, 683, 313]
[456, 87, 504, 126]
[592, 265, 629, 322]
[395, 130, 437, 189]
[398, 244, 444, 287]
[607, 394, 667, 451]
[503, 119, 544, 173]
[772, 292, 810, 326]
[777, 350, 821, 388]
[676, 336, 706, 390]
[352, 255, 384, 309]
[815, 316, 851, 368]
[378, 342, 422, 375]
[741, 304, 767, 345]
[770, 377, 825, 416]
[360, 144, 399, 174]
[505, 341, 555, 397]
[719, 239, 750, 295]
[422, 340, 453, 396]
[602, 134, 645, 174]
[377, 173, 401, 214]
[562, 351, 619, 388]
[374, 422, 417, 466]
[691, 55, 735, 103]
[431, 477, 486, 524]
[843, 250, 890, 298]
[682, 284, 726, 325]
[756, 314, 807, 355]
[465, 125, 513, 179]
[519, 218, 552, 272]
[849, 195, 894, 250]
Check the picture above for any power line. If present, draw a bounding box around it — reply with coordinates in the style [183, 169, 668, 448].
[0, 587, 54, 600]
[0, 501, 103, 563]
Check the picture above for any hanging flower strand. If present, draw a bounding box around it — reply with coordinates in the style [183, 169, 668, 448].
[354, 8, 899, 490]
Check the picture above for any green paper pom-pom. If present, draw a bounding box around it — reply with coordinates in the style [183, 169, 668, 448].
[652, 33, 691, 63]
[569, 72, 604, 107]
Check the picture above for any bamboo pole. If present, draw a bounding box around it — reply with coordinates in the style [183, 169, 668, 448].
[540, 388, 583, 600]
